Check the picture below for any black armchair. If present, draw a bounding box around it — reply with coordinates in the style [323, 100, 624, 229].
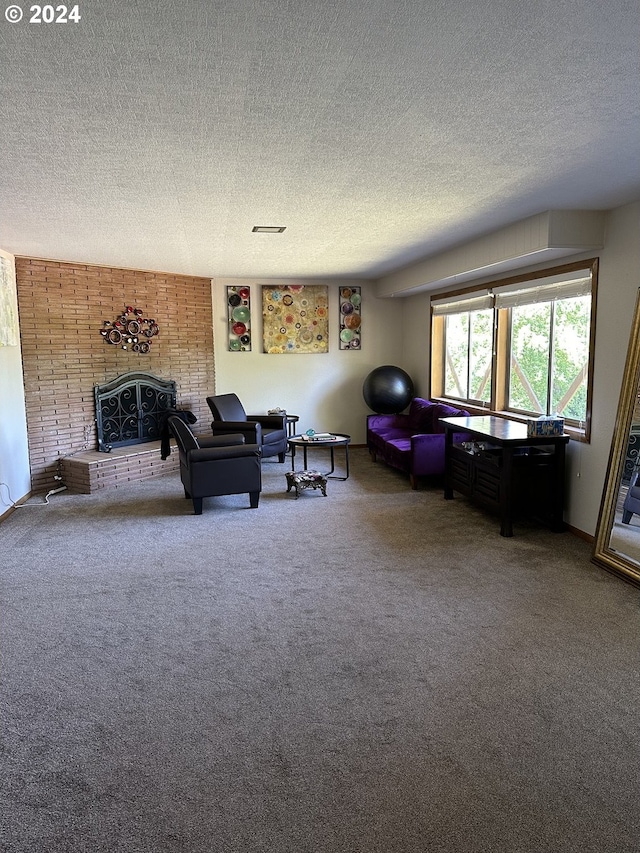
[206, 393, 288, 462]
[168, 415, 262, 515]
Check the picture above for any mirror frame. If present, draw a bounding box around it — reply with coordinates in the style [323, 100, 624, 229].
[592, 288, 640, 586]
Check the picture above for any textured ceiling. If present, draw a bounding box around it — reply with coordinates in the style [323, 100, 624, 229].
[0, 0, 639, 280]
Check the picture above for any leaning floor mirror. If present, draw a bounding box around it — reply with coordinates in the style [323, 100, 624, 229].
[593, 289, 640, 586]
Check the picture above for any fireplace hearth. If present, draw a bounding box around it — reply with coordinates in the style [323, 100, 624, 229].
[94, 372, 177, 452]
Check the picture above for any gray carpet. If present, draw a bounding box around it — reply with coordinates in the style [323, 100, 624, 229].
[1, 449, 639, 853]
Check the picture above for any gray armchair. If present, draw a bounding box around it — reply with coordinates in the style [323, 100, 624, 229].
[168, 415, 262, 515]
[206, 393, 288, 462]
[622, 470, 640, 524]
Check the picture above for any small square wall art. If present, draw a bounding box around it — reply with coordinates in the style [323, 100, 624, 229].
[339, 286, 361, 349]
[227, 286, 251, 351]
[262, 285, 328, 353]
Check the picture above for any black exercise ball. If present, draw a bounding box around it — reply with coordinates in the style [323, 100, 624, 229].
[363, 365, 415, 414]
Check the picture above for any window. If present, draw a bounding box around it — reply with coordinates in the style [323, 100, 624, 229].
[431, 260, 597, 439]
[433, 291, 494, 406]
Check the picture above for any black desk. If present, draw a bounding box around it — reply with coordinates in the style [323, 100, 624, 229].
[440, 416, 569, 537]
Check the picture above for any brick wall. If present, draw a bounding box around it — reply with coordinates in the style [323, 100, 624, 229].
[15, 258, 215, 493]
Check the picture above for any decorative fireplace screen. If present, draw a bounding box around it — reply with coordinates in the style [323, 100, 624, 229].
[94, 371, 177, 452]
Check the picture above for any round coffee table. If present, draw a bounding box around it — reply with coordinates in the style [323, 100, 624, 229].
[288, 434, 351, 480]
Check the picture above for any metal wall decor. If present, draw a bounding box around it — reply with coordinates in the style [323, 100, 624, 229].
[262, 284, 328, 353]
[227, 286, 251, 351]
[339, 286, 361, 349]
[100, 306, 159, 353]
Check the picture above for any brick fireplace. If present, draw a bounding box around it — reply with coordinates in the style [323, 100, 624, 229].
[15, 258, 215, 494]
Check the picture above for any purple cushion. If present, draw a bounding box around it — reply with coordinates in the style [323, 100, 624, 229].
[367, 413, 406, 432]
[373, 427, 413, 441]
[384, 438, 412, 470]
[407, 398, 437, 433]
[431, 403, 469, 433]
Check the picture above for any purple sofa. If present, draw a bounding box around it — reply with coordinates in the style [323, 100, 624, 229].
[367, 397, 470, 489]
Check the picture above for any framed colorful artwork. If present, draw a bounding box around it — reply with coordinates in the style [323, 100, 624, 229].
[262, 285, 328, 353]
[0, 252, 19, 347]
[339, 286, 361, 349]
[227, 286, 251, 351]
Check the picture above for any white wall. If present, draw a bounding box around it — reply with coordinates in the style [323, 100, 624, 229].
[212, 278, 404, 443]
[398, 291, 432, 395]
[0, 249, 31, 515]
[568, 202, 640, 533]
[393, 201, 640, 536]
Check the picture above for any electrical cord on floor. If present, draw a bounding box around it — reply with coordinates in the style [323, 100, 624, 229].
[42, 485, 68, 503]
[0, 482, 15, 507]
[0, 480, 67, 508]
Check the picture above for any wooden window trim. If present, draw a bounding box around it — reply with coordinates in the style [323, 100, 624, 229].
[429, 258, 598, 443]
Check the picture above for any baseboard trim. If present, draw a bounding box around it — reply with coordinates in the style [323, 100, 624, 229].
[0, 490, 33, 523]
[567, 523, 594, 544]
